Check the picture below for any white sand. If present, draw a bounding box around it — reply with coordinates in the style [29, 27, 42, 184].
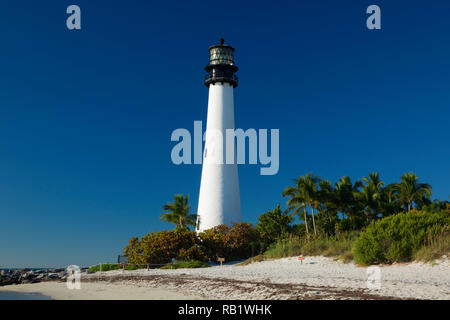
[96, 256, 450, 300]
[0, 282, 204, 300]
[2, 256, 449, 299]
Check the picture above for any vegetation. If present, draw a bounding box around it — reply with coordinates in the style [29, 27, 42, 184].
[123, 229, 201, 265]
[414, 226, 450, 262]
[123, 223, 257, 265]
[264, 232, 357, 263]
[160, 194, 197, 230]
[282, 172, 437, 236]
[390, 173, 432, 212]
[353, 211, 450, 265]
[198, 222, 258, 261]
[88, 263, 120, 272]
[123, 172, 449, 267]
[256, 204, 294, 248]
[160, 260, 208, 269]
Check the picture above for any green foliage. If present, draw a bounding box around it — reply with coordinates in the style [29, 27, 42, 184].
[124, 229, 200, 264]
[88, 263, 120, 272]
[353, 211, 450, 265]
[256, 204, 293, 247]
[263, 232, 357, 262]
[160, 194, 197, 230]
[264, 235, 304, 259]
[198, 223, 258, 261]
[178, 245, 207, 261]
[390, 172, 432, 211]
[282, 171, 436, 238]
[140, 229, 199, 264]
[123, 237, 144, 265]
[414, 226, 450, 262]
[160, 260, 208, 269]
[124, 264, 144, 270]
[124, 223, 259, 264]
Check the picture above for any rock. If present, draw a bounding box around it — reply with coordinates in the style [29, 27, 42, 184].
[48, 273, 59, 279]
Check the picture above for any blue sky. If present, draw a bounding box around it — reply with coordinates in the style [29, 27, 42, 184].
[0, 0, 449, 267]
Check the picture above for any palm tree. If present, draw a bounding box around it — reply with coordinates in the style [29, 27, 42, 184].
[317, 180, 338, 225]
[317, 179, 339, 235]
[297, 174, 321, 235]
[335, 176, 362, 229]
[160, 194, 197, 230]
[390, 172, 432, 211]
[379, 184, 401, 217]
[357, 173, 384, 223]
[283, 180, 309, 235]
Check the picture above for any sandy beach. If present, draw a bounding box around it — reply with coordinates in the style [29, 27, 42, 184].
[0, 281, 204, 300]
[1, 256, 449, 300]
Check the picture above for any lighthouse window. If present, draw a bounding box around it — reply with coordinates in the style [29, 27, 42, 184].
[204, 148, 207, 158]
[209, 47, 234, 65]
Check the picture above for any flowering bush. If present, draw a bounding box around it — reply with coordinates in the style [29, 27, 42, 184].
[198, 222, 258, 261]
[123, 223, 259, 264]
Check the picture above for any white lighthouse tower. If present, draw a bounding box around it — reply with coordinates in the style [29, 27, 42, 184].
[196, 39, 242, 233]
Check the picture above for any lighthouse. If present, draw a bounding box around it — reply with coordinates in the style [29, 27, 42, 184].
[196, 39, 242, 233]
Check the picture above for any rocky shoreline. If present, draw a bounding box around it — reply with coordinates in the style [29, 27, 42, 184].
[0, 268, 89, 286]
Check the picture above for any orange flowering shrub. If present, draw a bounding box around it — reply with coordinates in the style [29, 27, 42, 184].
[198, 223, 258, 261]
[124, 223, 258, 264]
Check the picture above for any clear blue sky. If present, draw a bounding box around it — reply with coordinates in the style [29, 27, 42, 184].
[1, 0, 449, 267]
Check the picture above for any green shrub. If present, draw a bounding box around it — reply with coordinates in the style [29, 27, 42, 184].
[124, 223, 258, 265]
[178, 245, 207, 261]
[88, 263, 120, 272]
[124, 264, 145, 270]
[123, 229, 201, 265]
[256, 204, 293, 247]
[353, 211, 450, 265]
[160, 260, 208, 269]
[198, 223, 258, 261]
[122, 237, 143, 265]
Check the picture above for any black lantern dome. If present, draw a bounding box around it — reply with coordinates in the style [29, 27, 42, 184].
[204, 38, 238, 88]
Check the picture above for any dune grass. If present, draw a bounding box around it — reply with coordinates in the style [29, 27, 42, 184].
[414, 226, 450, 263]
[239, 232, 358, 265]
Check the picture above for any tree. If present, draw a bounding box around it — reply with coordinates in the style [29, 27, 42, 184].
[390, 172, 432, 211]
[335, 176, 362, 230]
[256, 204, 294, 246]
[160, 194, 197, 230]
[283, 180, 309, 235]
[357, 172, 384, 223]
[317, 179, 339, 234]
[296, 174, 321, 235]
[379, 184, 402, 218]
